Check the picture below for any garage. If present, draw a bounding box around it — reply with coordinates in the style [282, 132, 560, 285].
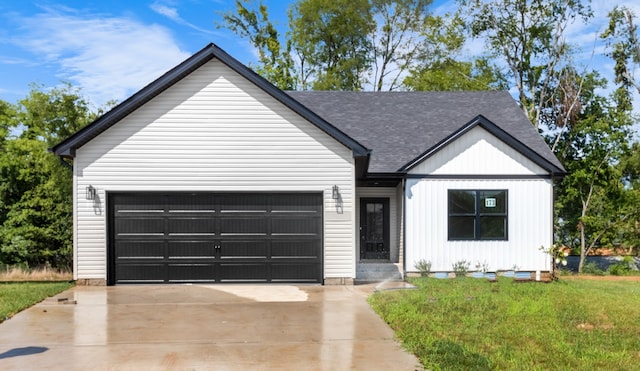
[107, 192, 323, 285]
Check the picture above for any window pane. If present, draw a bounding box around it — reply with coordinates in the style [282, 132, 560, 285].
[449, 191, 476, 214]
[480, 191, 506, 214]
[480, 216, 506, 239]
[449, 216, 475, 239]
[366, 203, 384, 240]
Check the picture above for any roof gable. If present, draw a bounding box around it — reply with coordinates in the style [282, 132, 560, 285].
[403, 115, 564, 175]
[52, 43, 368, 158]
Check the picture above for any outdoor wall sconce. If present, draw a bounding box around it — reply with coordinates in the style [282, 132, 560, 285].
[332, 185, 339, 200]
[86, 185, 96, 200]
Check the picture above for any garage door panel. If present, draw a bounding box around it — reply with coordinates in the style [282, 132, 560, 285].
[271, 240, 321, 259]
[271, 194, 322, 212]
[220, 218, 268, 235]
[219, 263, 268, 282]
[271, 264, 320, 282]
[115, 218, 164, 235]
[168, 194, 217, 212]
[220, 194, 268, 212]
[220, 240, 267, 259]
[167, 218, 216, 235]
[168, 242, 217, 259]
[117, 264, 166, 283]
[110, 192, 322, 284]
[116, 241, 164, 259]
[115, 195, 166, 211]
[168, 264, 216, 282]
[272, 217, 321, 235]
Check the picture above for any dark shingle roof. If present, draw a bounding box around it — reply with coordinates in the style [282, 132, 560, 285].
[287, 91, 565, 174]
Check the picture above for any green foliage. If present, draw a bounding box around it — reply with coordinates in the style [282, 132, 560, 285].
[0, 282, 74, 322]
[552, 68, 636, 271]
[452, 260, 470, 276]
[601, 6, 640, 112]
[405, 57, 506, 91]
[219, 1, 296, 90]
[460, 0, 592, 128]
[582, 262, 606, 276]
[369, 278, 640, 370]
[607, 256, 636, 276]
[289, 0, 375, 90]
[369, 0, 435, 91]
[0, 84, 94, 270]
[414, 259, 432, 276]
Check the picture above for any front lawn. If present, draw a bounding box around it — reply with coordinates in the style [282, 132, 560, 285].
[0, 282, 74, 323]
[369, 277, 640, 370]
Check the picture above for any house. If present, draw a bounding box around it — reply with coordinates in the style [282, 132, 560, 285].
[52, 44, 566, 285]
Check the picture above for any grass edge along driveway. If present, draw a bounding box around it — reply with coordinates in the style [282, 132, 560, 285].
[369, 277, 640, 370]
[0, 282, 74, 323]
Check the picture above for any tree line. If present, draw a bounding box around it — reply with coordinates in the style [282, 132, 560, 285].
[1, 0, 638, 272]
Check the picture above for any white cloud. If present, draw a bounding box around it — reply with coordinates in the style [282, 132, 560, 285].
[11, 7, 191, 106]
[150, 1, 218, 36]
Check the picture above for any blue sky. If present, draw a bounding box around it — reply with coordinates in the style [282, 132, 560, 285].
[0, 0, 638, 113]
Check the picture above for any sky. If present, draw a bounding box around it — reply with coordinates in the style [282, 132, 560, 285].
[0, 0, 638, 115]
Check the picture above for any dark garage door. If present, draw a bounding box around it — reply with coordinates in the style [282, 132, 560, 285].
[108, 193, 322, 285]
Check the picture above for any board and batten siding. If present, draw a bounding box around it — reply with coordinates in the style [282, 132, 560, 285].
[405, 126, 553, 273]
[411, 126, 546, 175]
[73, 58, 355, 281]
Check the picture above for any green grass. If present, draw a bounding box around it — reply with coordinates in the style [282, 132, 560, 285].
[0, 282, 74, 323]
[369, 277, 640, 370]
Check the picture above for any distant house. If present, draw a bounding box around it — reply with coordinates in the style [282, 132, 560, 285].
[52, 44, 565, 285]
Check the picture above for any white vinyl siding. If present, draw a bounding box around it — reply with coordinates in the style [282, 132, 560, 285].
[405, 178, 553, 273]
[410, 126, 547, 175]
[73, 59, 355, 281]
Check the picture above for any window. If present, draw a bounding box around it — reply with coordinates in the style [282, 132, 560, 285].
[448, 190, 507, 240]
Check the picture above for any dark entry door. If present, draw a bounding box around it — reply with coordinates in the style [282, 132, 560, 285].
[108, 192, 322, 285]
[360, 198, 389, 260]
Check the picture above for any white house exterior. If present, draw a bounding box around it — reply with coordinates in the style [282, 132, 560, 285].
[53, 44, 565, 285]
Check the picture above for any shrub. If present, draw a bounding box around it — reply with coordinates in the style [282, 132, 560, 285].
[452, 260, 470, 277]
[582, 262, 605, 276]
[608, 256, 634, 276]
[414, 259, 432, 277]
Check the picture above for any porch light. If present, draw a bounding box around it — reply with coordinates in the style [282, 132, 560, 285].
[332, 185, 339, 200]
[86, 185, 96, 200]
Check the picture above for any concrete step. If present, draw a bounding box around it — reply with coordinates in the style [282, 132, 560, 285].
[356, 263, 403, 282]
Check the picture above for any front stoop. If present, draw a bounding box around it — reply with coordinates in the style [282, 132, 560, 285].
[356, 262, 403, 283]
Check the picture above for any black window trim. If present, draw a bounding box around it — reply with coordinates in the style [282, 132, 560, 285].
[448, 189, 508, 241]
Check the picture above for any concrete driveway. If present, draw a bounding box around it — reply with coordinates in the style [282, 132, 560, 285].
[0, 283, 421, 370]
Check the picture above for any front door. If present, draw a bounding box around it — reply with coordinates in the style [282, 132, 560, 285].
[360, 198, 390, 260]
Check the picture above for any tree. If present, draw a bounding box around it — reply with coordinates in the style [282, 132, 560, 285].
[0, 84, 95, 269]
[405, 57, 506, 91]
[219, 1, 296, 90]
[460, 0, 592, 128]
[553, 72, 634, 272]
[289, 0, 375, 90]
[602, 5, 640, 106]
[221, 0, 456, 91]
[369, 0, 434, 91]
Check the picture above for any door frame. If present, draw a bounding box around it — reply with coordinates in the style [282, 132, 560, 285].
[359, 197, 390, 260]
